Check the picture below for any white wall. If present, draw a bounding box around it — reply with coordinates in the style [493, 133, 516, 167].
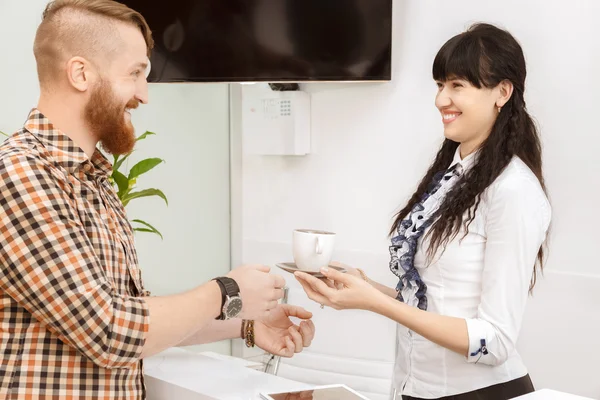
[0, 1, 232, 355]
[128, 83, 231, 355]
[0, 0, 44, 132]
[235, 0, 600, 397]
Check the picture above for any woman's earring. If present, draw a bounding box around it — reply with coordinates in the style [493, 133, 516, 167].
[497, 106, 502, 113]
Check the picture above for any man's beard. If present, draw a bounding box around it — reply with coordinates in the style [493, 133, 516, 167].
[84, 79, 139, 155]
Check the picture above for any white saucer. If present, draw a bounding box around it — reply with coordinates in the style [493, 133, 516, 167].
[276, 262, 346, 278]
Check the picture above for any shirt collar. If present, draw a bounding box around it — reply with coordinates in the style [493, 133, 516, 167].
[449, 145, 479, 173]
[23, 108, 113, 177]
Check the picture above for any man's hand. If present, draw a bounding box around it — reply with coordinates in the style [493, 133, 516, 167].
[254, 304, 315, 358]
[227, 265, 286, 320]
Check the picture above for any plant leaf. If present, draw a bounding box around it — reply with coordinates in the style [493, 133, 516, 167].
[134, 228, 164, 238]
[132, 219, 163, 239]
[128, 158, 164, 180]
[112, 170, 129, 198]
[136, 131, 156, 141]
[112, 132, 156, 172]
[122, 188, 168, 207]
[114, 152, 132, 172]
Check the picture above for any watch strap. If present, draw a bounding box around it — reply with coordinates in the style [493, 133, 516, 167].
[220, 277, 240, 297]
[212, 278, 227, 320]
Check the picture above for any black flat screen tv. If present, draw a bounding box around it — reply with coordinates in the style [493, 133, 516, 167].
[121, 0, 393, 83]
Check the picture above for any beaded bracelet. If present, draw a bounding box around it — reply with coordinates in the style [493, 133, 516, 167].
[244, 320, 255, 348]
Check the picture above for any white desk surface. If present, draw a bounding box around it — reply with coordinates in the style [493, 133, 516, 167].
[512, 388, 596, 400]
[144, 347, 312, 400]
[145, 349, 596, 400]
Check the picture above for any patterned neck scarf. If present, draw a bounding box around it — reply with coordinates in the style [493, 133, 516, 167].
[389, 162, 463, 310]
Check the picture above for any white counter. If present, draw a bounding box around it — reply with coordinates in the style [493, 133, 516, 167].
[144, 348, 312, 400]
[144, 348, 595, 400]
[513, 389, 596, 400]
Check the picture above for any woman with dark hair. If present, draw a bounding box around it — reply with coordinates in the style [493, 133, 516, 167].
[295, 23, 551, 400]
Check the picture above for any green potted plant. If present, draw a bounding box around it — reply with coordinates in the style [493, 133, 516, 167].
[108, 131, 168, 239]
[0, 129, 168, 239]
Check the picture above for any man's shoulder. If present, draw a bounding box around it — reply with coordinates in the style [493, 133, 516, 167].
[0, 129, 52, 172]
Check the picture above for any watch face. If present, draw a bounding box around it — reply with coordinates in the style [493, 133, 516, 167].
[226, 297, 243, 317]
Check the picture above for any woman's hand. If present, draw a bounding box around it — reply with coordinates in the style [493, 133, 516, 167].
[321, 261, 363, 290]
[294, 266, 385, 311]
[323, 262, 398, 299]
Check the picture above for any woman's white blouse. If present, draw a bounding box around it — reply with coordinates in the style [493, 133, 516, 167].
[394, 147, 551, 398]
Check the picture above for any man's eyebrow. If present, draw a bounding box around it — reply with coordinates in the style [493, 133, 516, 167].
[132, 61, 148, 70]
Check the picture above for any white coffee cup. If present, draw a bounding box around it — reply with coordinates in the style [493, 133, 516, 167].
[292, 229, 336, 272]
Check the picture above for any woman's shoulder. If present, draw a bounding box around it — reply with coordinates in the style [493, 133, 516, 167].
[493, 157, 545, 191]
[485, 156, 551, 221]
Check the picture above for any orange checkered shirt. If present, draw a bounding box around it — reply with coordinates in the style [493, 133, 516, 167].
[0, 110, 150, 399]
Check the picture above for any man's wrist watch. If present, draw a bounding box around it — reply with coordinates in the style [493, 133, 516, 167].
[212, 277, 243, 320]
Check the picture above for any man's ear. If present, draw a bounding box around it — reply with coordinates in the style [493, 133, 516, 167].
[66, 56, 94, 92]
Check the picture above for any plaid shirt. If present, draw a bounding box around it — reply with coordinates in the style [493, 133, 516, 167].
[0, 110, 150, 399]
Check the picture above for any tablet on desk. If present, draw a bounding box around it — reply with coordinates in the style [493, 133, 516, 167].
[259, 384, 371, 400]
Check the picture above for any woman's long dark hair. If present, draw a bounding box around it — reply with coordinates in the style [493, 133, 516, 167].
[390, 23, 548, 291]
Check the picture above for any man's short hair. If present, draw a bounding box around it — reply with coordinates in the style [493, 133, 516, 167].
[34, 0, 154, 88]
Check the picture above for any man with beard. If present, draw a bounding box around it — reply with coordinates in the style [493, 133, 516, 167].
[0, 1, 315, 398]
